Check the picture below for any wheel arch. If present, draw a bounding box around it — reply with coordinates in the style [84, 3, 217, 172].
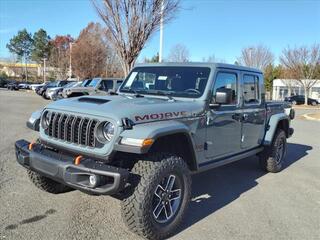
[149, 132, 198, 171]
[115, 120, 198, 171]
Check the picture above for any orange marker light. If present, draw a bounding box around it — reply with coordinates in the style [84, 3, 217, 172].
[74, 155, 83, 165]
[142, 138, 154, 147]
[28, 142, 35, 150]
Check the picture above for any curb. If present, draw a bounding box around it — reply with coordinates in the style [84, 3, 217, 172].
[302, 114, 320, 122]
[292, 106, 320, 110]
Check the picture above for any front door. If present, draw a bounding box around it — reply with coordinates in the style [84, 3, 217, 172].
[205, 70, 242, 159]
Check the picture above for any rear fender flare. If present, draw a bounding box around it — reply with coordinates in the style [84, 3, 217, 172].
[263, 113, 289, 145]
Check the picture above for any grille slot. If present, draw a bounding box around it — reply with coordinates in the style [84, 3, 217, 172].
[45, 111, 99, 147]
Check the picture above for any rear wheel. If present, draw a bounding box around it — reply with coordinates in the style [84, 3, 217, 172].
[121, 153, 191, 240]
[311, 101, 317, 106]
[259, 129, 287, 173]
[28, 170, 71, 194]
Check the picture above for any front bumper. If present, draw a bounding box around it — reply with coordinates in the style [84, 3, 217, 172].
[15, 139, 129, 195]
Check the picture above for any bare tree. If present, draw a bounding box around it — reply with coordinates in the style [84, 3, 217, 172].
[237, 45, 274, 71]
[168, 43, 189, 62]
[49, 35, 74, 79]
[280, 44, 320, 105]
[72, 23, 109, 79]
[92, 0, 180, 75]
[202, 54, 216, 63]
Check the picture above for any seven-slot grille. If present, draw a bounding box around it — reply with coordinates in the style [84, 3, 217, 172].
[44, 111, 99, 147]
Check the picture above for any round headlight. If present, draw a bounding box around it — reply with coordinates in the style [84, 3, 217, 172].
[102, 122, 114, 141]
[41, 111, 51, 129]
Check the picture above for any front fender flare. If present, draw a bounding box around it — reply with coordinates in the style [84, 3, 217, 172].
[114, 120, 192, 154]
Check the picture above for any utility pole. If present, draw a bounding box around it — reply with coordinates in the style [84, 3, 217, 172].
[69, 42, 74, 79]
[43, 58, 47, 83]
[159, 0, 164, 62]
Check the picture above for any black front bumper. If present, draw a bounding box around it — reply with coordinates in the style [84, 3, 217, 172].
[15, 139, 129, 195]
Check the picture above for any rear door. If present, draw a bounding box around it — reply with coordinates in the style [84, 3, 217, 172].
[240, 72, 266, 149]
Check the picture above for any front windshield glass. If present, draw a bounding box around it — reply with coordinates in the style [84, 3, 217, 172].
[87, 78, 100, 87]
[119, 67, 210, 98]
[63, 82, 77, 88]
[81, 79, 92, 87]
[47, 82, 57, 87]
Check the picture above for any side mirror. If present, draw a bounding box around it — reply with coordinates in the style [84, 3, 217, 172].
[209, 88, 233, 108]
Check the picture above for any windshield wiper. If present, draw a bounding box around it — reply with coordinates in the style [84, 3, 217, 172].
[121, 88, 144, 97]
[154, 90, 175, 101]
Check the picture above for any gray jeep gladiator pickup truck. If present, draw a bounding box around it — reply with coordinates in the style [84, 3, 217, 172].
[15, 63, 294, 239]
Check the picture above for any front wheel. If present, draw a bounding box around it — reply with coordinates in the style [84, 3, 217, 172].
[121, 153, 191, 240]
[28, 170, 72, 194]
[259, 129, 287, 173]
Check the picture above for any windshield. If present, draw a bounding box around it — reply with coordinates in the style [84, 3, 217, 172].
[47, 82, 57, 87]
[63, 82, 77, 88]
[81, 79, 92, 87]
[87, 78, 100, 87]
[119, 67, 210, 98]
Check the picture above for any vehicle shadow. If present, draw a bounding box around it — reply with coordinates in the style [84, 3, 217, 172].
[176, 143, 312, 235]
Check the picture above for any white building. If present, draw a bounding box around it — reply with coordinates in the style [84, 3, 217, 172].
[272, 79, 320, 101]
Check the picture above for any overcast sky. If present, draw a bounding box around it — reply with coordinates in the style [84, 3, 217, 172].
[0, 0, 319, 64]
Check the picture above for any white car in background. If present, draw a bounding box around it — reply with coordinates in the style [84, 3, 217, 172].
[46, 81, 80, 101]
[30, 83, 46, 92]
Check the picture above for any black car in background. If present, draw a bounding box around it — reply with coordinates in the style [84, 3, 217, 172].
[6, 81, 19, 91]
[285, 95, 319, 106]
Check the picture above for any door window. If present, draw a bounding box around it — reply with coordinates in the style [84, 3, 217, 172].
[212, 72, 238, 105]
[243, 74, 260, 104]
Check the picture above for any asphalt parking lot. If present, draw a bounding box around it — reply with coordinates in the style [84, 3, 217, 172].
[0, 90, 319, 240]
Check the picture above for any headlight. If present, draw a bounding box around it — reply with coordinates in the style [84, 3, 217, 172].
[102, 122, 114, 141]
[96, 121, 115, 143]
[41, 111, 51, 129]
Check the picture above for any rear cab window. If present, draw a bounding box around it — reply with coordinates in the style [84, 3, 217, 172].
[243, 74, 260, 105]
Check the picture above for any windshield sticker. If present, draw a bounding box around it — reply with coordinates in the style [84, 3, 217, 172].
[158, 76, 167, 80]
[125, 72, 138, 87]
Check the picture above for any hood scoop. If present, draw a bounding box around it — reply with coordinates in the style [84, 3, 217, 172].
[77, 97, 110, 104]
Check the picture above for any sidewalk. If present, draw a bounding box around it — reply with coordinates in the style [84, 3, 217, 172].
[292, 105, 320, 110]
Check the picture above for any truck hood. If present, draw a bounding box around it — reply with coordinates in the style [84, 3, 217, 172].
[47, 87, 62, 92]
[45, 95, 205, 124]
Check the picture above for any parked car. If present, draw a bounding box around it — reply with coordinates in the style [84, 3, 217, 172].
[16, 63, 295, 240]
[18, 82, 30, 89]
[61, 79, 92, 98]
[7, 81, 19, 91]
[284, 95, 319, 106]
[0, 78, 8, 88]
[46, 81, 79, 101]
[62, 78, 123, 98]
[39, 80, 71, 99]
[30, 83, 46, 92]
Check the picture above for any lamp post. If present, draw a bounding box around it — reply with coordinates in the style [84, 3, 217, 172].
[159, 0, 164, 62]
[43, 58, 47, 83]
[69, 42, 74, 79]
